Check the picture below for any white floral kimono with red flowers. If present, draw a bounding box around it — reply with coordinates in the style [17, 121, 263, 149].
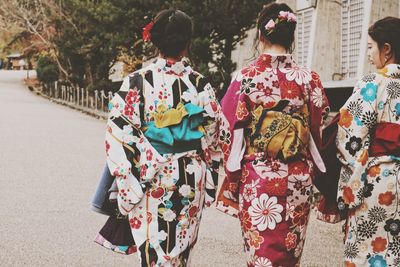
[336, 64, 400, 267]
[216, 54, 330, 267]
[105, 58, 228, 266]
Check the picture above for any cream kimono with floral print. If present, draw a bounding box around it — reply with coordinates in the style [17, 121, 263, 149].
[337, 64, 400, 267]
[106, 58, 228, 266]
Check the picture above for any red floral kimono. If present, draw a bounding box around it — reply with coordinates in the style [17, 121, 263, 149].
[216, 54, 330, 267]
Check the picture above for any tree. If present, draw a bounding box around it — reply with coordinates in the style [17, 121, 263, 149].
[0, 0, 271, 96]
[170, 0, 270, 96]
[0, 0, 77, 85]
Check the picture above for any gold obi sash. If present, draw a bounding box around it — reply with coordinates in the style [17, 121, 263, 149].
[246, 103, 310, 160]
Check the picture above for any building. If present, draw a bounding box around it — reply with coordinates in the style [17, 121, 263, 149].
[231, 0, 400, 110]
[5, 53, 25, 70]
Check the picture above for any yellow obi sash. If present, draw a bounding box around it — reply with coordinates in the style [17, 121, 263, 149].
[152, 102, 188, 128]
[246, 103, 310, 160]
[143, 102, 205, 155]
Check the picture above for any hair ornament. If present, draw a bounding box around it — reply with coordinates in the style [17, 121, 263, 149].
[265, 11, 297, 35]
[142, 21, 154, 42]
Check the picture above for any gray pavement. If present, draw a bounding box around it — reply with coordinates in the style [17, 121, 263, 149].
[0, 70, 343, 266]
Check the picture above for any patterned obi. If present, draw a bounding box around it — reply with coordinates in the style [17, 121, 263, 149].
[370, 122, 400, 157]
[246, 103, 310, 161]
[143, 102, 204, 155]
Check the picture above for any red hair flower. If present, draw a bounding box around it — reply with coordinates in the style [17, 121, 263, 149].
[142, 21, 154, 42]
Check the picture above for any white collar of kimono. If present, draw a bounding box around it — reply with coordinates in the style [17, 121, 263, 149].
[380, 64, 400, 78]
[154, 57, 192, 76]
[257, 53, 296, 69]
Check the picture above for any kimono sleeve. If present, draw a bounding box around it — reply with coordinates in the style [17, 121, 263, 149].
[105, 75, 145, 215]
[215, 75, 244, 217]
[220, 74, 245, 185]
[308, 71, 330, 148]
[200, 80, 228, 206]
[336, 75, 379, 209]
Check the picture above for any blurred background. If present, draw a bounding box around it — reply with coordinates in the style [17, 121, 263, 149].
[1, 0, 399, 110]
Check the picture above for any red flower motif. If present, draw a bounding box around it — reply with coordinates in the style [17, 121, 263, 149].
[105, 141, 110, 155]
[342, 186, 355, 204]
[289, 161, 307, 175]
[270, 162, 281, 172]
[146, 149, 153, 161]
[129, 217, 142, 229]
[142, 21, 154, 42]
[292, 202, 310, 226]
[124, 104, 134, 118]
[240, 210, 253, 231]
[285, 232, 297, 250]
[378, 191, 395, 206]
[371, 237, 387, 253]
[256, 82, 265, 91]
[264, 86, 273, 96]
[210, 101, 218, 112]
[311, 71, 322, 87]
[256, 54, 272, 69]
[265, 178, 287, 196]
[150, 187, 165, 199]
[140, 164, 148, 178]
[272, 80, 279, 89]
[125, 89, 139, 105]
[280, 80, 301, 99]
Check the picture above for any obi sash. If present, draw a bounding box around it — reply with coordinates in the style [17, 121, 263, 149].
[246, 102, 310, 160]
[143, 102, 204, 155]
[370, 122, 400, 157]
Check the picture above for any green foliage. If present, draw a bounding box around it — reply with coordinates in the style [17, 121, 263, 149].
[37, 0, 271, 95]
[170, 0, 268, 95]
[36, 56, 59, 84]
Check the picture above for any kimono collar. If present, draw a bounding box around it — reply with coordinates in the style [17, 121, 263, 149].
[256, 53, 296, 69]
[154, 57, 191, 76]
[378, 64, 400, 79]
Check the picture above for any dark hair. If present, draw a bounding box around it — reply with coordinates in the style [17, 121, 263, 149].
[149, 9, 193, 58]
[368, 17, 400, 64]
[256, 3, 296, 51]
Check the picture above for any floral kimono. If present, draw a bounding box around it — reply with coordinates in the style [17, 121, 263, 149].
[336, 64, 400, 267]
[102, 57, 227, 266]
[216, 54, 330, 267]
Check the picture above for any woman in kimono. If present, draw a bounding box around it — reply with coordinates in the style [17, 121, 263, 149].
[216, 3, 330, 267]
[336, 17, 400, 267]
[101, 9, 226, 266]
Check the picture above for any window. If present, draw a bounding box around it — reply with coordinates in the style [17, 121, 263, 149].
[296, 8, 314, 68]
[341, 0, 364, 79]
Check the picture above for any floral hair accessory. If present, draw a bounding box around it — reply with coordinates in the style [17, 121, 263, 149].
[265, 11, 297, 35]
[265, 19, 276, 32]
[142, 21, 154, 42]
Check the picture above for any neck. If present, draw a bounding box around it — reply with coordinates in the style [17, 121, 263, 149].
[160, 55, 182, 62]
[384, 58, 397, 67]
[260, 44, 288, 55]
[160, 50, 187, 62]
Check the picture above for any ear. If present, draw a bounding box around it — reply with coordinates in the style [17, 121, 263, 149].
[258, 29, 263, 42]
[382, 42, 392, 57]
[259, 32, 268, 43]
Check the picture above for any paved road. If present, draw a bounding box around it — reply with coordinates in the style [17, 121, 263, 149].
[0, 70, 343, 266]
